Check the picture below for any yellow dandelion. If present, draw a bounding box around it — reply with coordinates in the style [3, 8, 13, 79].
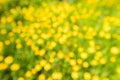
[52, 72, 62, 80]
[80, 52, 88, 59]
[110, 57, 116, 62]
[18, 77, 24, 80]
[69, 59, 76, 66]
[10, 63, 20, 71]
[44, 63, 51, 71]
[4, 56, 13, 64]
[4, 40, 10, 45]
[0, 55, 3, 61]
[38, 74, 46, 80]
[0, 63, 8, 70]
[83, 62, 89, 68]
[25, 71, 32, 78]
[84, 72, 91, 80]
[110, 47, 119, 54]
[116, 67, 120, 74]
[40, 60, 47, 67]
[92, 75, 100, 80]
[91, 60, 98, 66]
[71, 71, 79, 79]
[88, 47, 96, 53]
[16, 43, 22, 49]
[35, 64, 42, 71]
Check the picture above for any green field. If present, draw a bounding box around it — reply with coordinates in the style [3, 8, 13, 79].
[0, 0, 120, 80]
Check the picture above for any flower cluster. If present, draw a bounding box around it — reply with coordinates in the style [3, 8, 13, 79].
[0, 0, 120, 80]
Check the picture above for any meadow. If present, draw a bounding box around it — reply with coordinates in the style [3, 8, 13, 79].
[0, 0, 120, 80]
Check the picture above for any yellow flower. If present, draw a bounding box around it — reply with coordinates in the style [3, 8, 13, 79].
[16, 43, 22, 49]
[7, 16, 13, 23]
[51, 41, 56, 49]
[38, 74, 46, 80]
[0, 42, 3, 51]
[18, 77, 24, 80]
[102, 77, 109, 80]
[83, 62, 89, 68]
[0, 55, 3, 61]
[68, 52, 75, 58]
[89, 40, 95, 46]
[0, 63, 8, 70]
[77, 59, 83, 64]
[39, 49, 46, 56]
[110, 47, 119, 54]
[10, 63, 20, 71]
[1, 17, 6, 23]
[103, 22, 111, 32]
[32, 34, 38, 40]
[1, 29, 7, 34]
[78, 47, 84, 53]
[40, 60, 47, 67]
[69, 59, 76, 66]
[71, 71, 79, 79]
[49, 58, 55, 63]
[4, 40, 10, 45]
[50, 51, 56, 58]
[80, 52, 88, 59]
[44, 63, 51, 71]
[84, 72, 91, 80]
[100, 58, 106, 64]
[104, 33, 111, 39]
[96, 52, 103, 58]
[31, 68, 37, 74]
[99, 31, 105, 37]
[92, 75, 100, 80]
[116, 67, 120, 74]
[25, 71, 32, 78]
[110, 57, 116, 62]
[37, 39, 44, 44]
[35, 64, 42, 71]
[47, 77, 52, 80]
[88, 47, 96, 53]
[72, 65, 81, 71]
[91, 60, 98, 66]
[52, 72, 62, 80]
[4, 56, 13, 64]
[57, 51, 65, 59]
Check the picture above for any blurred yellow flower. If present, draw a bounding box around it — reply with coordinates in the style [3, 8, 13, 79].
[92, 75, 100, 80]
[100, 58, 107, 64]
[10, 63, 20, 71]
[69, 59, 76, 66]
[16, 43, 22, 49]
[35, 64, 42, 71]
[44, 63, 51, 71]
[110, 57, 116, 62]
[1, 29, 7, 34]
[80, 52, 88, 59]
[38, 74, 46, 80]
[0, 55, 3, 61]
[116, 67, 120, 74]
[84, 72, 91, 80]
[25, 71, 32, 78]
[4, 40, 10, 45]
[4, 56, 13, 64]
[71, 71, 79, 79]
[88, 47, 96, 53]
[83, 62, 89, 68]
[40, 60, 47, 66]
[0, 63, 8, 70]
[110, 47, 119, 54]
[52, 72, 62, 80]
[18, 77, 24, 80]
